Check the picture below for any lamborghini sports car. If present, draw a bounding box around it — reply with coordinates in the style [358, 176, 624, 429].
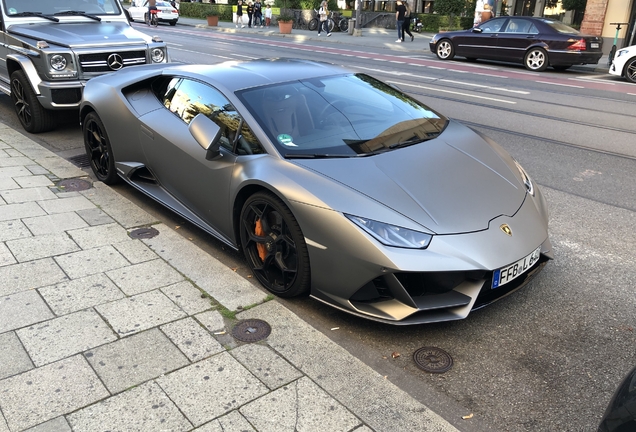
[80, 59, 553, 325]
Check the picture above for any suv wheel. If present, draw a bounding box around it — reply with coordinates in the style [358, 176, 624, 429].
[10, 70, 55, 133]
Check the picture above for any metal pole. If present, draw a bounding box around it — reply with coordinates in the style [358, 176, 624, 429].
[355, 0, 362, 33]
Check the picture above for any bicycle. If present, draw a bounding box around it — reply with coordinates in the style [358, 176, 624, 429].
[146, 8, 159, 27]
[292, 10, 308, 30]
[608, 22, 629, 65]
[308, 9, 334, 33]
[332, 11, 349, 32]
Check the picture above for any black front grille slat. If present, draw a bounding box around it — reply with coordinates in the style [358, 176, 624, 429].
[79, 50, 147, 73]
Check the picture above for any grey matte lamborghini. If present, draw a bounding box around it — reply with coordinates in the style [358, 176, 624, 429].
[80, 59, 553, 325]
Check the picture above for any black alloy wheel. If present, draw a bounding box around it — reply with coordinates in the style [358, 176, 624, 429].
[240, 192, 310, 298]
[524, 47, 548, 72]
[10, 70, 55, 133]
[83, 112, 119, 185]
[625, 58, 636, 83]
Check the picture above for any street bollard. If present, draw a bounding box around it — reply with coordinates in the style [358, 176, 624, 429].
[349, 18, 355, 35]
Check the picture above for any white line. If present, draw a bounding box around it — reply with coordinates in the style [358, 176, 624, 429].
[166, 42, 183, 47]
[354, 65, 436, 80]
[387, 80, 516, 104]
[389, 61, 402, 63]
[440, 79, 529, 94]
[629, 93, 636, 96]
[569, 78, 615, 85]
[535, 81, 584, 88]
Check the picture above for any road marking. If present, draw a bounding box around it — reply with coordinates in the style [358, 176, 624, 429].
[354, 65, 436, 80]
[166, 42, 183, 46]
[440, 79, 530, 94]
[569, 78, 615, 85]
[535, 81, 584, 88]
[387, 80, 517, 104]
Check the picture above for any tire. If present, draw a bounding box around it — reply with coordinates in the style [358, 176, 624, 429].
[10, 70, 55, 134]
[308, 18, 318, 31]
[624, 58, 636, 83]
[169, 20, 176, 26]
[552, 65, 571, 71]
[83, 112, 120, 185]
[524, 47, 548, 72]
[435, 39, 455, 60]
[151, 15, 158, 27]
[240, 191, 310, 298]
[339, 18, 348, 32]
[327, 18, 335, 33]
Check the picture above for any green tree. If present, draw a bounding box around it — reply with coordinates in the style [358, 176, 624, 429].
[434, 0, 466, 16]
[562, 0, 587, 11]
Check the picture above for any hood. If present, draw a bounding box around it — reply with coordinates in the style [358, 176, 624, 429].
[8, 22, 149, 48]
[293, 121, 527, 235]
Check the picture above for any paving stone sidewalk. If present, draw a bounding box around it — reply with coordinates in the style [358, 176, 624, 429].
[0, 121, 458, 432]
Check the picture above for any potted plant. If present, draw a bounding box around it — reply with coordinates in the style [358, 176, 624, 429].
[277, 12, 294, 34]
[205, 10, 219, 26]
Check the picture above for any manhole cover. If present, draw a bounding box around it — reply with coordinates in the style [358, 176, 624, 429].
[129, 227, 159, 239]
[57, 178, 92, 192]
[69, 153, 91, 168]
[413, 347, 453, 373]
[231, 319, 271, 342]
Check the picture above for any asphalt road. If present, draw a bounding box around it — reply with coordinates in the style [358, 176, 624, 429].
[2, 23, 635, 431]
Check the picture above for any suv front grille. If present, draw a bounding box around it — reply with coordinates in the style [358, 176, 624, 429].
[79, 50, 147, 73]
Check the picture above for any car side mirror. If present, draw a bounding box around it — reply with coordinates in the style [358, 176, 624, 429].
[472, 28, 483, 33]
[189, 114, 223, 160]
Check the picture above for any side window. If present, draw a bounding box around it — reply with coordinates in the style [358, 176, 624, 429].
[162, 78, 263, 154]
[480, 18, 505, 33]
[528, 23, 539, 34]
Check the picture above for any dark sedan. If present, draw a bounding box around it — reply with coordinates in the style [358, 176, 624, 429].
[429, 17, 603, 71]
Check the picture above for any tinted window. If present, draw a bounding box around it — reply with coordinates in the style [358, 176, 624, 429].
[162, 78, 264, 154]
[543, 19, 579, 34]
[237, 74, 447, 157]
[479, 18, 505, 33]
[4, 0, 123, 15]
[505, 19, 535, 33]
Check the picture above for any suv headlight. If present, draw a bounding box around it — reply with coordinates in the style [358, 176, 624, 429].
[50, 54, 67, 71]
[151, 48, 165, 63]
[345, 215, 432, 249]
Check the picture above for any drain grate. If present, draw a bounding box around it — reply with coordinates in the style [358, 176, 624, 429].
[231, 319, 271, 343]
[69, 153, 91, 168]
[129, 227, 160, 239]
[413, 347, 453, 373]
[57, 178, 92, 192]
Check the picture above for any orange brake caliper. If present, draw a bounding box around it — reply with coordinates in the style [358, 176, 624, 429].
[255, 218, 267, 261]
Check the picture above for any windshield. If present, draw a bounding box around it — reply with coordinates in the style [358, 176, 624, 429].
[543, 19, 580, 34]
[237, 74, 447, 157]
[3, 0, 122, 16]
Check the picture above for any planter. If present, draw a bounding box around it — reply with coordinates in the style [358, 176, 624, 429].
[206, 15, 219, 26]
[278, 21, 293, 34]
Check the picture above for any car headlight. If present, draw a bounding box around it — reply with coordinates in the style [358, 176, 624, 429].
[616, 49, 628, 58]
[513, 158, 534, 196]
[50, 54, 67, 71]
[151, 48, 165, 63]
[345, 215, 432, 249]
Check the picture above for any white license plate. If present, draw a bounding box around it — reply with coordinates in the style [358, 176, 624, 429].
[492, 246, 541, 289]
[591, 42, 599, 49]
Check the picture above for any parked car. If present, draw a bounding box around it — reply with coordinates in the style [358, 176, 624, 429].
[429, 17, 603, 72]
[128, 0, 179, 26]
[609, 44, 636, 83]
[80, 59, 552, 324]
[598, 365, 636, 432]
[0, 0, 169, 133]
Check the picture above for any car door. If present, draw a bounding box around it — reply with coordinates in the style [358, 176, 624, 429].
[496, 18, 540, 62]
[138, 77, 247, 242]
[454, 17, 507, 59]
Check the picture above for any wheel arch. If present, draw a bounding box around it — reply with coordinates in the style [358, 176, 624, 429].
[622, 55, 636, 78]
[6, 55, 42, 95]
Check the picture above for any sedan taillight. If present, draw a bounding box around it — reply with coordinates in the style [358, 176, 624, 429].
[568, 39, 587, 51]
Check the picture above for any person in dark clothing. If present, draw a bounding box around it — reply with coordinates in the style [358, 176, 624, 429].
[395, 0, 406, 43]
[401, 1, 414, 42]
[235, 0, 244, 28]
[253, 0, 263, 27]
[247, 2, 254, 28]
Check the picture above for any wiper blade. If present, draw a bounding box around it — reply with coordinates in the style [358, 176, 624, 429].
[10, 12, 59, 22]
[54, 10, 101, 21]
[285, 153, 356, 159]
[389, 134, 438, 150]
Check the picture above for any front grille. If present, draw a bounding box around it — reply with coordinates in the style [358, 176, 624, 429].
[79, 50, 147, 73]
[51, 88, 82, 104]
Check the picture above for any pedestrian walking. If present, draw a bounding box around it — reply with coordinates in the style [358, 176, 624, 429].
[247, 1, 254, 28]
[254, 0, 263, 27]
[317, 0, 331, 37]
[264, 4, 272, 27]
[235, 0, 245, 28]
[402, 1, 414, 42]
[395, 0, 406, 42]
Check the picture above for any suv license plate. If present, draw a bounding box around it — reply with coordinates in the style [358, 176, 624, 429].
[492, 246, 541, 289]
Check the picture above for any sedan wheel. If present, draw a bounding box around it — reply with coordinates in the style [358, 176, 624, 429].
[240, 192, 310, 298]
[10, 70, 54, 133]
[83, 112, 119, 185]
[436, 39, 455, 60]
[625, 58, 636, 83]
[524, 48, 548, 72]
